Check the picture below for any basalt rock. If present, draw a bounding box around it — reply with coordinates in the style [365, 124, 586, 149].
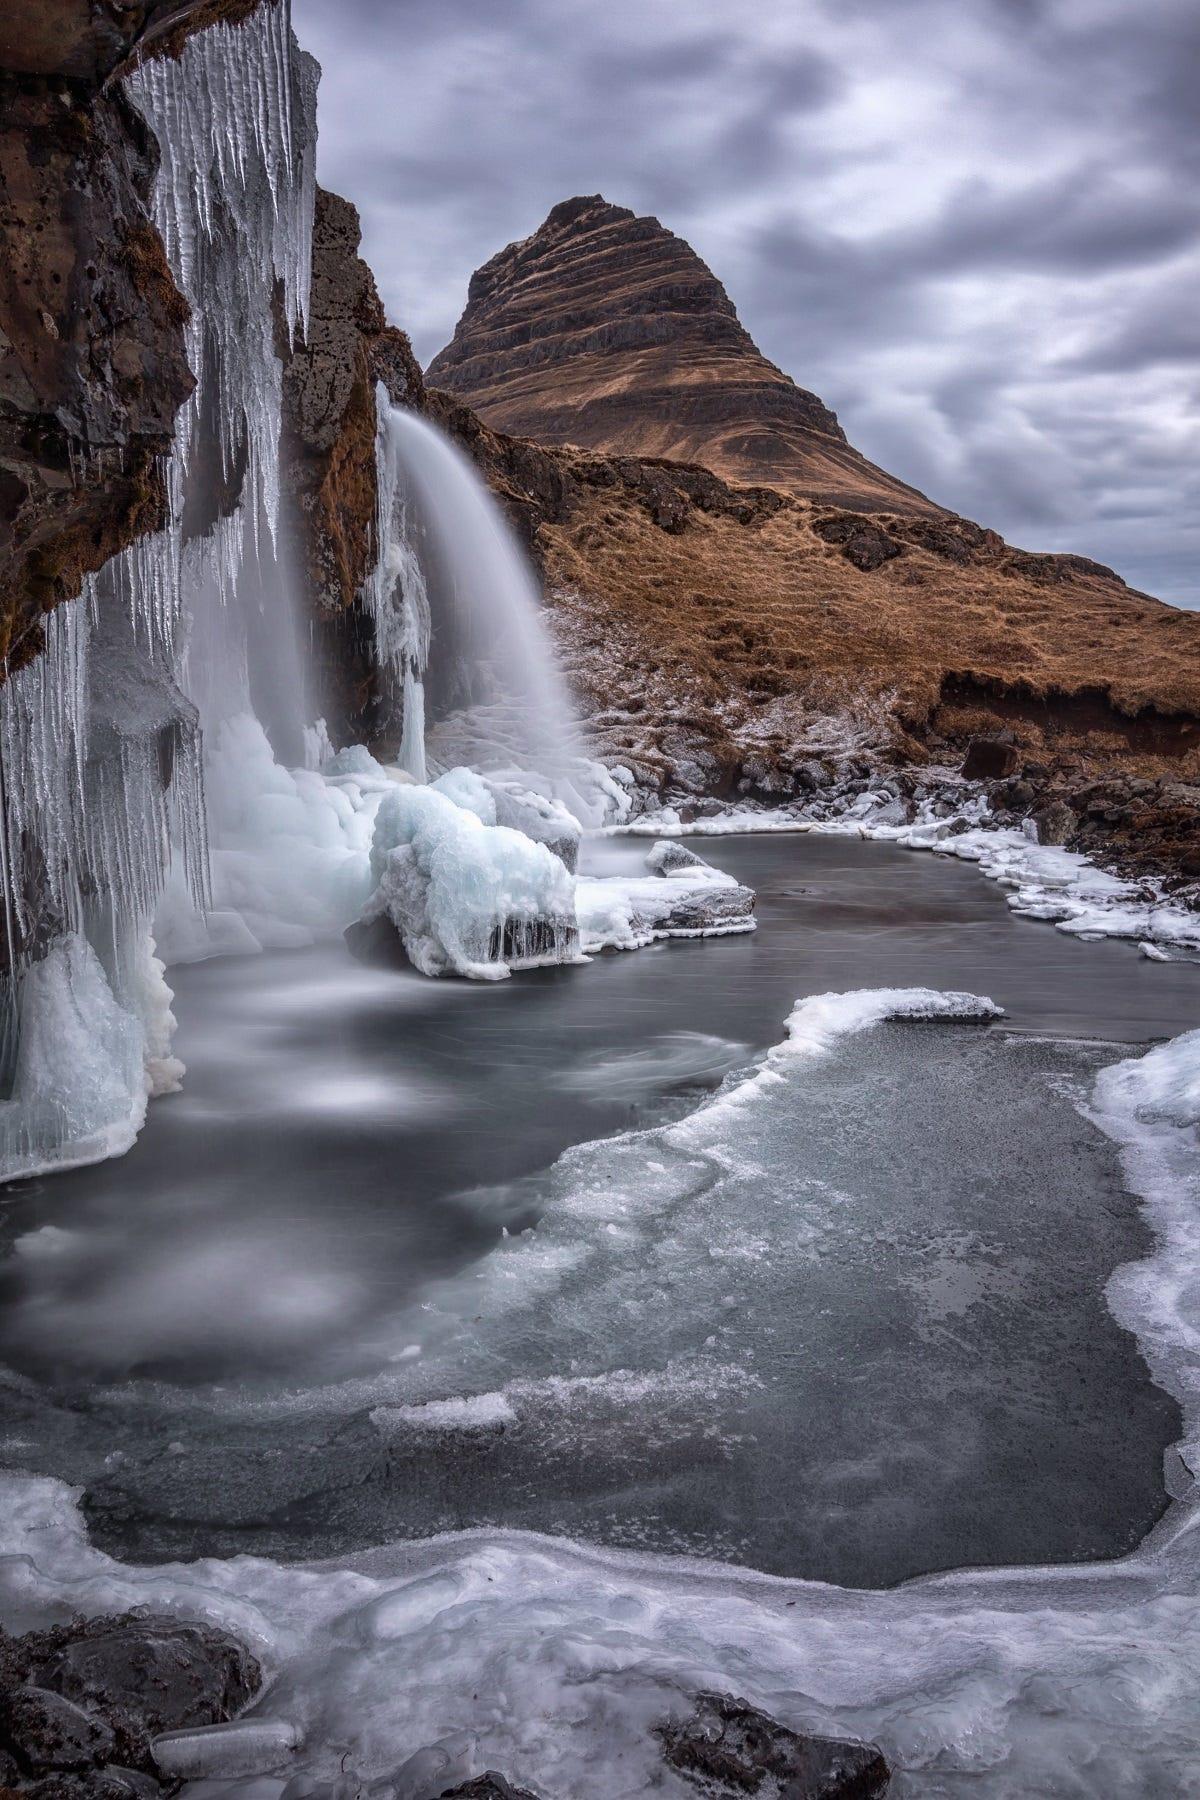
[0, 1684, 115, 1775]
[427, 195, 938, 514]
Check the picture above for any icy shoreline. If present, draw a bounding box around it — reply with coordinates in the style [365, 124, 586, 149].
[2, 994, 1199, 1795]
[618, 793, 1200, 956]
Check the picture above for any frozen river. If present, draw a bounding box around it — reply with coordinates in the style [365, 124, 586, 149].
[1, 833, 1196, 1585]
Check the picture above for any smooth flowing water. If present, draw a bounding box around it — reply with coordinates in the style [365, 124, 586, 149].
[0, 834, 1192, 1585]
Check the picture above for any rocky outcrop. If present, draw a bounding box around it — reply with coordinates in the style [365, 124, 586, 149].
[279, 185, 423, 739]
[0, 0, 271, 680]
[0, 1612, 261, 1794]
[427, 195, 937, 514]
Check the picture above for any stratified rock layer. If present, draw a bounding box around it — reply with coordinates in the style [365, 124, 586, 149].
[427, 195, 937, 513]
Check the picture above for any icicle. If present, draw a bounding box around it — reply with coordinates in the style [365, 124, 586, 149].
[0, 3, 319, 1179]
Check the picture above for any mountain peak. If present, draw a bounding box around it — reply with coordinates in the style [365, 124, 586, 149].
[428, 197, 938, 513]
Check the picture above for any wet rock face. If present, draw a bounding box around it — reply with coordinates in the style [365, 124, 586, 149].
[280, 185, 425, 741]
[0, 67, 191, 674]
[658, 1693, 891, 1799]
[0, 1612, 261, 1789]
[0, 1, 273, 680]
[427, 194, 938, 514]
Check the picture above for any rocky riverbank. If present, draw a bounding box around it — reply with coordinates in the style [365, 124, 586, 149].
[0, 1610, 890, 1798]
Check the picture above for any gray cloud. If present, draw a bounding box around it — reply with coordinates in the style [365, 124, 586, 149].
[292, 0, 1199, 606]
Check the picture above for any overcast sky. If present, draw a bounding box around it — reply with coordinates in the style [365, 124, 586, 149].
[292, 0, 1198, 606]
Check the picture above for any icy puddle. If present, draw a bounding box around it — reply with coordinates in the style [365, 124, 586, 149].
[1, 835, 1197, 1586]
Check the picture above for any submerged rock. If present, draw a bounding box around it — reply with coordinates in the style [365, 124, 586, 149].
[18, 1769, 161, 1799]
[658, 1693, 890, 1798]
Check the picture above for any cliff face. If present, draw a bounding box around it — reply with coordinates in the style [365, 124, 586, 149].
[279, 186, 424, 740]
[427, 194, 938, 514]
[0, 0, 265, 678]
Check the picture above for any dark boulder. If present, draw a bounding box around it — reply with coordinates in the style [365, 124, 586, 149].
[989, 778, 1035, 813]
[961, 737, 1019, 781]
[4, 1614, 260, 1777]
[812, 515, 901, 573]
[658, 1693, 890, 1798]
[1031, 799, 1076, 847]
[0, 1683, 114, 1774]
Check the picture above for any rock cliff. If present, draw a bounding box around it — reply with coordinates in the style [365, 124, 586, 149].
[279, 185, 423, 738]
[0, 0, 265, 678]
[427, 194, 938, 513]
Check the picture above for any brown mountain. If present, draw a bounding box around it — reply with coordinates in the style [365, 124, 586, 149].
[427, 194, 938, 514]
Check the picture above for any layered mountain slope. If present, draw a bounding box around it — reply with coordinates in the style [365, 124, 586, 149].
[427, 195, 938, 513]
[421, 390, 1200, 877]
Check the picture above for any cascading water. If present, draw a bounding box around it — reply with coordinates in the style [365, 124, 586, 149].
[365, 395, 631, 830]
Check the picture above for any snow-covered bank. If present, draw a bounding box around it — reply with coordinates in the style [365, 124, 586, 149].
[622, 794, 1200, 954]
[3, 994, 1197, 1795]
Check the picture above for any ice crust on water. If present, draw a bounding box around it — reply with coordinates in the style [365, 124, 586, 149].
[360, 774, 580, 980]
[626, 794, 1200, 952]
[4, 1000, 1200, 1796]
[576, 843, 755, 952]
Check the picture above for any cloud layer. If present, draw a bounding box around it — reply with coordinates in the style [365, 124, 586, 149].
[292, 0, 1199, 605]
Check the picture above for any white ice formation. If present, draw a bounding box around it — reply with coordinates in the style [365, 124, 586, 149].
[359, 773, 580, 981]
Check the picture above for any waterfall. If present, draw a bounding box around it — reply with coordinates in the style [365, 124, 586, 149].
[364, 388, 432, 782]
[386, 404, 578, 775]
[0, 2, 321, 1179]
[366, 396, 626, 828]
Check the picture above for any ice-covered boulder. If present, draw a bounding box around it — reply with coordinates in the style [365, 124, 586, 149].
[645, 839, 711, 876]
[352, 780, 579, 980]
[486, 780, 582, 874]
[658, 1693, 890, 1799]
[431, 768, 583, 872]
